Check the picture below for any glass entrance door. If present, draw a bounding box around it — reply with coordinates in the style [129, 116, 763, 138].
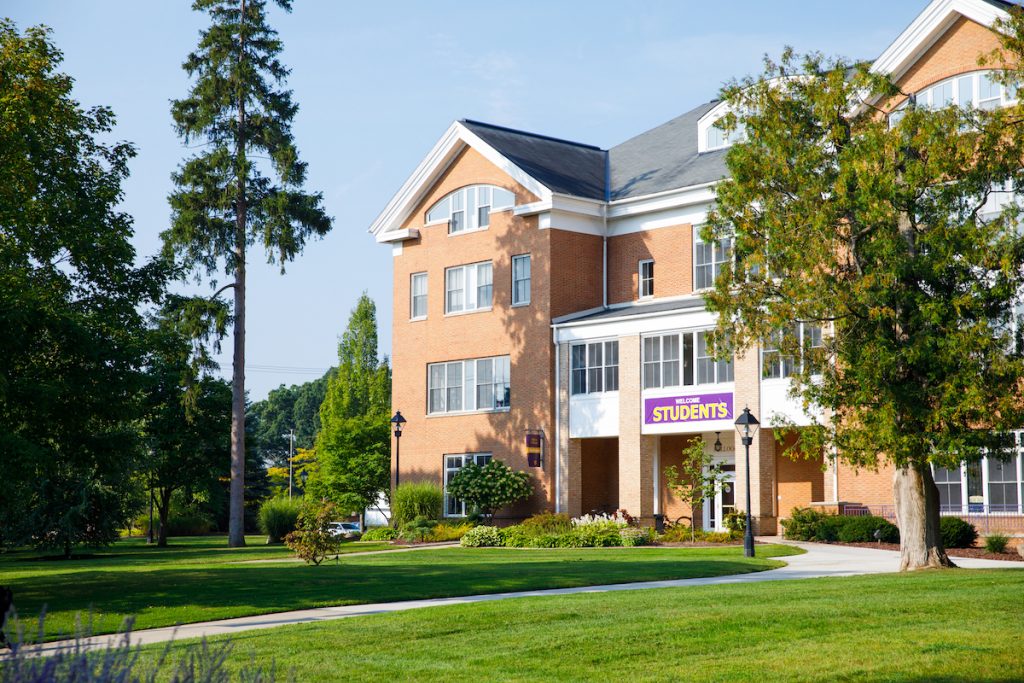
[704, 465, 736, 532]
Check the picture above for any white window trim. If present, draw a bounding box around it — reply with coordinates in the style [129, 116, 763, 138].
[638, 259, 654, 299]
[427, 356, 511, 416]
[888, 69, 1021, 127]
[511, 253, 531, 307]
[760, 322, 825, 382]
[930, 434, 1024, 515]
[424, 185, 515, 236]
[693, 232, 734, 293]
[444, 452, 493, 517]
[641, 328, 735, 390]
[570, 338, 619, 396]
[444, 261, 493, 315]
[410, 271, 428, 321]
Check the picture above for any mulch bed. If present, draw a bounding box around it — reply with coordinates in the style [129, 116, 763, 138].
[835, 540, 1023, 562]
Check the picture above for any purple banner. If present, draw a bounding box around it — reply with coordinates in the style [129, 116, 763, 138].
[644, 392, 733, 425]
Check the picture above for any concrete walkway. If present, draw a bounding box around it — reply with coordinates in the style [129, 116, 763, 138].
[19, 541, 1024, 657]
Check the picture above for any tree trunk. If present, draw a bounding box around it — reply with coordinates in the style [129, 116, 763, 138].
[227, 0, 248, 548]
[893, 464, 955, 570]
[157, 489, 173, 548]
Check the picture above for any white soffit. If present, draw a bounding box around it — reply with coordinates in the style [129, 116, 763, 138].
[369, 122, 552, 242]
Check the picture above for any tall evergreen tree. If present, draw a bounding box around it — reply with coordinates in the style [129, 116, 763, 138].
[164, 0, 332, 546]
[312, 294, 392, 518]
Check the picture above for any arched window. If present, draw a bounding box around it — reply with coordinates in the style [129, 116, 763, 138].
[888, 69, 1020, 126]
[425, 185, 516, 234]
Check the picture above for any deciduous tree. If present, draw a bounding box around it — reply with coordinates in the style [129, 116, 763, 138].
[705, 47, 1024, 570]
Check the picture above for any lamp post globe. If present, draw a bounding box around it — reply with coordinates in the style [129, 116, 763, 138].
[390, 411, 407, 489]
[734, 406, 760, 558]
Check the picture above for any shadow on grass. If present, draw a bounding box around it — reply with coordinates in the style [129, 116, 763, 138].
[5, 549, 781, 640]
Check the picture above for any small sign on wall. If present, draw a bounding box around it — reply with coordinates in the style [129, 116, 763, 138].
[525, 430, 544, 467]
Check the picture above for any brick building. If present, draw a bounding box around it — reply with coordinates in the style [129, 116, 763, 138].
[369, 0, 1024, 533]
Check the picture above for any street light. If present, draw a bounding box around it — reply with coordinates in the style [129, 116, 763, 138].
[284, 429, 295, 499]
[299, 469, 308, 490]
[734, 406, 760, 558]
[390, 411, 407, 488]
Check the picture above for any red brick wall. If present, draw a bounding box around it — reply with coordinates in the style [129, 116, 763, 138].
[776, 433, 826, 517]
[607, 225, 693, 304]
[580, 438, 619, 514]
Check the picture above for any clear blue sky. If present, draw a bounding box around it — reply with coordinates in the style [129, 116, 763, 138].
[6, 1, 925, 400]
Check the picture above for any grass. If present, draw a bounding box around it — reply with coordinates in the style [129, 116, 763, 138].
[143, 568, 1024, 682]
[0, 536, 799, 641]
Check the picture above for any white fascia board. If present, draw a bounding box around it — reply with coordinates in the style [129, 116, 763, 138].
[870, 0, 1006, 82]
[367, 121, 553, 239]
[376, 227, 420, 244]
[553, 303, 719, 345]
[608, 182, 718, 218]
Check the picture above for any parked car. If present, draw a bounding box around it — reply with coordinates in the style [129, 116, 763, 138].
[328, 522, 361, 539]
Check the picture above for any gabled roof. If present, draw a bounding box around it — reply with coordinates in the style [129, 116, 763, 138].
[871, 0, 1010, 81]
[461, 120, 607, 200]
[608, 100, 728, 201]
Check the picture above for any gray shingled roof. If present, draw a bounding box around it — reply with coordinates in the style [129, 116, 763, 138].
[462, 98, 729, 204]
[558, 297, 707, 326]
[608, 100, 728, 200]
[461, 120, 607, 200]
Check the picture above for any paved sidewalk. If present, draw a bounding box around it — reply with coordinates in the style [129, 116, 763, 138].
[19, 542, 1024, 657]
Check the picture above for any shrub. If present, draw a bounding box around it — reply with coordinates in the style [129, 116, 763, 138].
[571, 512, 629, 531]
[499, 525, 532, 548]
[836, 515, 900, 544]
[258, 497, 302, 544]
[984, 533, 1010, 554]
[940, 517, 978, 549]
[659, 524, 694, 543]
[428, 520, 475, 542]
[570, 525, 623, 547]
[620, 527, 655, 546]
[781, 507, 830, 541]
[284, 502, 342, 565]
[460, 525, 502, 547]
[391, 482, 444, 527]
[360, 526, 399, 542]
[697, 531, 735, 544]
[447, 460, 533, 524]
[522, 511, 572, 535]
[401, 516, 437, 543]
[723, 510, 747, 540]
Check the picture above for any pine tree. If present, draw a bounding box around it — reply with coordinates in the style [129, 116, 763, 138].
[163, 0, 332, 546]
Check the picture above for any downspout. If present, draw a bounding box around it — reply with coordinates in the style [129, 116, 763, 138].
[553, 326, 562, 513]
[602, 150, 610, 308]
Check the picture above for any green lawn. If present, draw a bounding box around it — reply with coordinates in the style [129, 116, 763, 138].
[0, 537, 799, 641]
[146, 569, 1024, 682]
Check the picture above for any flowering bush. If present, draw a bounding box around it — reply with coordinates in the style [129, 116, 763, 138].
[460, 525, 503, 547]
[571, 512, 630, 530]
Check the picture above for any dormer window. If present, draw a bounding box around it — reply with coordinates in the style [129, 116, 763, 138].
[425, 185, 515, 235]
[705, 121, 745, 152]
[697, 101, 747, 154]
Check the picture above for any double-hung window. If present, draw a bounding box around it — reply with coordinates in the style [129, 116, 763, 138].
[762, 322, 824, 379]
[639, 260, 654, 298]
[428, 356, 510, 414]
[571, 341, 619, 395]
[444, 453, 492, 516]
[643, 331, 731, 389]
[410, 272, 428, 319]
[932, 433, 1024, 514]
[445, 261, 492, 314]
[512, 254, 531, 306]
[694, 236, 733, 290]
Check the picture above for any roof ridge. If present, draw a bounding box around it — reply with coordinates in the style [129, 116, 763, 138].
[461, 119, 605, 152]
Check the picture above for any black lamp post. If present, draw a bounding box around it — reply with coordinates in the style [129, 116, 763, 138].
[299, 469, 308, 491]
[390, 411, 407, 488]
[734, 406, 760, 558]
